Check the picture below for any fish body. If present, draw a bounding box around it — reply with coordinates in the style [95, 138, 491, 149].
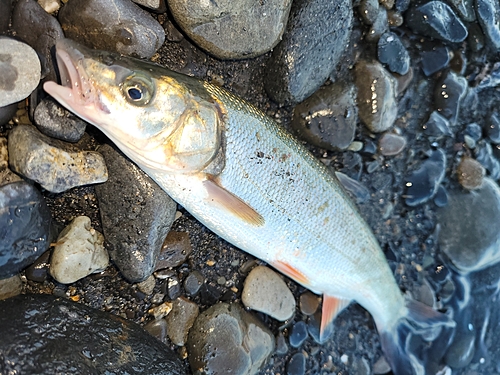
[44, 39, 453, 375]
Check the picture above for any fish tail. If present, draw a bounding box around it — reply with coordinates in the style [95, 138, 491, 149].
[378, 299, 455, 375]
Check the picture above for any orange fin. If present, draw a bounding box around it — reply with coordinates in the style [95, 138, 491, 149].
[203, 175, 264, 226]
[272, 260, 310, 286]
[320, 295, 351, 342]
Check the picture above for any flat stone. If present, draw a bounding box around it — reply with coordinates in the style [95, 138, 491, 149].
[475, 141, 500, 180]
[166, 297, 200, 346]
[242, 265, 295, 321]
[168, 0, 292, 59]
[95, 144, 177, 282]
[50, 216, 109, 284]
[0, 37, 41, 107]
[8, 125, 108, 193]
[0, 294, 187, 374]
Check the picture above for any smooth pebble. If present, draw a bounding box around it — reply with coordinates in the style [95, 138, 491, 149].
[289, 320, 308, 348]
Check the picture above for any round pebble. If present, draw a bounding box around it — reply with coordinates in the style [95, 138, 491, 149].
[358, 0, 379, 25]
[184, 270, 205, 296]
[286, 352, 306, 375]
[166, 297, 199, 346]
[242, 265, 296, 321]
[378, 132, 407, 156]
[299, 291, 320, 316]
[366, 7, 388, 42]
[377, 32, 410, 75]
[25, 251, 51, 283]
[276, 331, 289, 355]
[457, 157, 485, 190]
[0, 37, 41, 107]
[289, 320, 308, 348]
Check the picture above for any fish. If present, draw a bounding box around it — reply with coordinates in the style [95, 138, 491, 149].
[43, 39, 454, 375]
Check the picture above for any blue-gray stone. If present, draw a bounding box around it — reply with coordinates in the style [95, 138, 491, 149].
[476, 0, 500, 51]
[377, 32, 410, 75]
[286, 352, 306, 375]
[434, 71, 467, 125]
[423, 111, 452, 139]
[487, 113, 500, 144]
[465, 122, 483, 142]
[289, 320, 308, 348]
[421, 46, 450, 76]
[475, 142, 500, 180]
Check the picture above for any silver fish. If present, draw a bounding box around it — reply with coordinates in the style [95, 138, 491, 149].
[44, 39, 454, 375]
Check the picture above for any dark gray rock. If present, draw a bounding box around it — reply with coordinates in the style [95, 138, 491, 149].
[166, 297, 199, 346]
[434, 71, 467, 125]
[34, 98, 87, 142]
[155, 231, 192, 270]
[0, 103, 17, 127]
[0, 0, 11, 34]
[264, 0, 353, 104]
[291, 81, 357, 151]
[377, 32, 410, 75]
[95, 144, 177, 282]
[0, 181, 51, 278]
[58, 0, 165, 59]
[11, 0, 64, 81]
[365, 7, 388, 43]
[187, 303, 275, 375]
[132, 0, 166, 12]
[0, 294, 187, 374]
[476, 0, 500, 51]
[184, 270, 205, 296]
[423, 111, 452, 139]
[465, 122, 482, 142]
[421, 46, 450, 76]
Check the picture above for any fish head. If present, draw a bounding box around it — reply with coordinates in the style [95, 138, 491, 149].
[44, 38, 224, 174]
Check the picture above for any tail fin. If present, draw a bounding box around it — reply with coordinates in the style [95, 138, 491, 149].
[378, 299, 456, 375]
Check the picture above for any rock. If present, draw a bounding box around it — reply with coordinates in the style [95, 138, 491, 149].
[38, 0, 61, 13]
[487, 113, 500, 144]
[358, 0, 379, 25]
[456, 157, 485, 190]
[0, 102, 17, 126]
[167, 275, 181, 300]
[299, 291, 320, 316]
[25, 250, 51, 283]
[58, 0, 165, 59]
[8, 125, 108, 193]
[11, 0, 64, 81]
[468, 23, 486, 52]
[434, 185, 449, 207]
[0, 274, 22, 300]
[0, 294, 187, 374]
[365, 8, 388, 43]
[184, 270, 205, 296]
[378, 132, 407, 156]
[95, 144, 177, 282]
[475, 141, 500, 180]
[423, 111, 452, 139]
[355, 60, 398, 133]
[166, 297, 199, 346]
[434, 71, 468, 126]
[187, 303, 275, 375]
[0, 37, 41, 107]
[437, 177, 500, 272]
[144, 318, 169, 345]
[34, 98, 87, 142]
[377, 32, 410, 75]
[287, 352, 306, 375]
[276, 331, 289, 355]
[168, 0, 292, 60]
[50, 216, 109, 284]
[0, 0, 11, 34]
[132, 0, 166, 12]
[406, 2, 468, 43]
[0, 137, 23, 186]
[155, 231, 192, 270]
[291, 81, 357, 151]
[405, 149, 446, 206]
[148, 301, 173, 320]
[448, 0, 475, 22]
[242, 265, 296, 321]
[264, 0, 353, 104]
[137, 274, 156, 295]
[335, 172, 371, 204]
[444, 328, 475, 368]
[421, 45, 451, 76]
[0, 181, 51, 278]
[289, 320, 308, 348]
[476, 0, 500, 51]
[465, 122, 482, 142]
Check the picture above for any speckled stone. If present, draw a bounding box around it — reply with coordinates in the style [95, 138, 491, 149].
[456, 157, 485, 190]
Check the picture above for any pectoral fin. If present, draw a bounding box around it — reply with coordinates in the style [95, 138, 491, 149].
[203, 175, 264, 226]
[321, 295, 351, 341]
[271, 260, 310, 286]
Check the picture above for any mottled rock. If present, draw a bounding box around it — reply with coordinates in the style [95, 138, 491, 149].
[434, 71, 468, 125]
[242, 265, 296, 321]
[377, 32, 410, 75]
[355, 60, 398, 133]
[58, 0, 165, 59]
[264, 0, 353, 103]
[437, 178, 500, 272]
[421, 46, 451, 76]
[0, 274, 22, 300]
[34, 98, 87, 142]
[291, 81, 357, 151]
[95, 144, 176, 282]
[8, 125, 108, 193]
[476, 0, 500, 51]
[0, 137, 22, 186]
[378, 132, 406, 156]
[0, 37, 41, 107]
[0, 294, 187, 374]
[166, 297, 199, 346]
[155, 231, 192, 270]
[0, 181, 51, 278]
[168, 0, 292, 59]
[457, 157, 485, 190]
[187, 303, 275, 375]
[405, 149, 446, 206]
[287, 352, 306, 375]
[289, 320, 308, 348]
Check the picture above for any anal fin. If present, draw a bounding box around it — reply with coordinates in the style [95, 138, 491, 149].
[321, 295, 351, 342]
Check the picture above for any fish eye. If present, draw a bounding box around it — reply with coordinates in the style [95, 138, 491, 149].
[122, 74, 155, 106]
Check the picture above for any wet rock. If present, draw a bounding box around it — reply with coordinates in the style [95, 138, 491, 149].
[289, 320, 308, 348]
[11, 0, 64, 81]
[421, 46, 451, 76]
[358, 0, 379, 25]
[476, 0, 500, 51]
[457, 157, 485, 190]
[167, 275, 181, 300]
[475, 142, 500, 180]
[50, 216, 108, 284]
[184, 270, 205, 296]
[405, 149, 446, 206]
[437, 177, 500, 272]
[0, 181, 51, 278]
[148, 301, 173, 320]
[95, 144, 177, 283]
[434, 71, 468, 125]
[144, 318, 169, 345]
[264, 0, 353, 104]
[486, 113, 500, 144]
[137, 275, 156, 295]
[444, 329, 475, 368]
[377, 32, 410, 75]
[155, 231, 192, 270]
[476, 62, 500, 91]
[8, 125, 108, 193]
[0, 37, 41, 107]
[0, 103, 17, 126]
[242, 265, 296, 321]
[0, 294, 187, 374]
[291, 81, 357, 151]
[34, 98, 87, 142]
[168, 0, 292, 60]
[355, 60, 398, 133]
[423, 111, 452, 139]
[0, 274, 22, 300]
[378, 132, 406, 156]
[299, 291, 320, 316]
[187, 303, 275, 375]
[287, 352, 306, 375]
[25, 250, 51, 283]
[166, 297, 199, 346]
[406, 2, 468, 43]
[366, 8, 388, 43]
[58, 0, 165, 59]
[0, 0, 11, 33]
